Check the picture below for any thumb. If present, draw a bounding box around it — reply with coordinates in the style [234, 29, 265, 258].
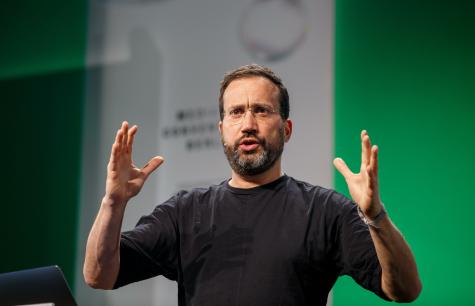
[333, 157, 353, 179]
[142, 156, 164, 178]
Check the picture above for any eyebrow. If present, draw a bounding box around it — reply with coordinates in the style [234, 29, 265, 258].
[227, 102, 274, 109]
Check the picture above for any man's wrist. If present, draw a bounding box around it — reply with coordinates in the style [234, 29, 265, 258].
[101, 195, 127, 211]
[357, 204, 387, 229]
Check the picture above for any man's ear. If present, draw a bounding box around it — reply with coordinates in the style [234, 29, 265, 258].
[284, 119, 292, 142]
[218, 121, 223, 136]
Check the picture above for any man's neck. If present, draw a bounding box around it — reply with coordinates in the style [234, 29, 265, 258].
[228, 161, 283, 189]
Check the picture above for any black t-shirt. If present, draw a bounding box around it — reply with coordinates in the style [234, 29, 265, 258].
[114, 175, 387, 305]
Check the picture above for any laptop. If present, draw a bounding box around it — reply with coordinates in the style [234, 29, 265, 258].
[0, 265, 77, 306]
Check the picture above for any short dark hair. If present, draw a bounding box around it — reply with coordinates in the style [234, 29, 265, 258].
[219, 64, 289, 120]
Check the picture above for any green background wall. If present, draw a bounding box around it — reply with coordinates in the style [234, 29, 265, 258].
[0, 0, 87, 288]
[334, 0, 475, 305]
[1, 0, 474, 304]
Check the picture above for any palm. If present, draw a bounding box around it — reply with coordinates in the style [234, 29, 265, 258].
[105, 122, 163, 205]
[334, 130, 381, 218]
[106, 164, 144, 202]
[343, 167, 374, 211]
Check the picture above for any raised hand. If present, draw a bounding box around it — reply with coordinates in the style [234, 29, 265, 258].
[105, 121, 164, 207]
[333, 130, 382, 218]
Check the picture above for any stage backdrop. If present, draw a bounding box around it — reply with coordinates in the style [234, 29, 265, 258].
[1, 1, 474, 306]
[75, 0, 334, 305]
[0, 0, 87, 293]
[333, 1, 475, 305]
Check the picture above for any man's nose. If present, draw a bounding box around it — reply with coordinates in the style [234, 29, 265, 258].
[240, 109, 258, 133]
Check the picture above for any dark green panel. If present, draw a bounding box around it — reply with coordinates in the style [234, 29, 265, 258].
[0, 0, 87, 290]
[0, 69, 85, 287]
[334, 0, 475, 305]
[0, 0, 87, 79]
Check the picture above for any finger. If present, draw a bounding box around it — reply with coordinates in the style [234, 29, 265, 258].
[127, 125, 138, 154]
[371, 146, 380, 194]
[361, 130, 371, 169]
[108, 143, 120, 170]
[115, 127, 124, 155]
[333, 157, 353, 180]
[369, 145, 379, 178]
[121, 121, 129, 152]
[108, 129, 123, 170]
[111, 135, 121, 160]
[366, 145, 379, 193]
[141, 156, 164, 179]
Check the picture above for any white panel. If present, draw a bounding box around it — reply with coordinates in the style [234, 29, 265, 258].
[76, 0, 334, 305]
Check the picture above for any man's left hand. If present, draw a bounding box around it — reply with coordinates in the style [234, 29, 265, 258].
[333, 130, 383, 219]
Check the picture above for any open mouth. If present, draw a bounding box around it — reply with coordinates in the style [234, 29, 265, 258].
[239, 138, 260, 152]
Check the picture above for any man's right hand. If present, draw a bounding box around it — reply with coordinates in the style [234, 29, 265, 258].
[105, 121, 164, 207]
[84, 121, 164, 289]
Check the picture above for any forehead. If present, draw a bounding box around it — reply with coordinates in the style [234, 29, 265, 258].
[222, 76, 280, 109]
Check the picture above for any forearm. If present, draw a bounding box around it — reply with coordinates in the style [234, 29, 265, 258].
[369, 216, 422, 302]
[83, 197, 127, 289]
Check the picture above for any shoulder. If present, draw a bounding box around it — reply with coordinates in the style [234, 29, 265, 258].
[285, 176, 355, 214]
[284, 176, 344, 200]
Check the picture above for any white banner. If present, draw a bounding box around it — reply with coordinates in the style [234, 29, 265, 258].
[76, 0, 334, 304]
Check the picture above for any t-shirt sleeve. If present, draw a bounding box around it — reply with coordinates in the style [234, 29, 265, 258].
[330, 192, 390, 300]
[113, 196, 179, 288]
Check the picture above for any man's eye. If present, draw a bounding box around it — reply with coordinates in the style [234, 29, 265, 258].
[254, 106, 271, 115]
[229, 108, 244, 116]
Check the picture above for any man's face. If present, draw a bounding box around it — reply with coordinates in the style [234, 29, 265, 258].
[219, 76, 292, 176]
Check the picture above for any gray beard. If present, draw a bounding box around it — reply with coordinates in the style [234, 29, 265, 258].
[222, 129, 284, 176]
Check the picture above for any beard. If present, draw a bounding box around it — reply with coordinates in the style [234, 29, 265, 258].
[222, 127, 285, 176]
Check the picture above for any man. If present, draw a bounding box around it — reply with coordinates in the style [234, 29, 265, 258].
[84, 64, 422, 305]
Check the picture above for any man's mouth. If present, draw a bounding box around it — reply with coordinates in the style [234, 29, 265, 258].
[238, 138, 260, 152]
